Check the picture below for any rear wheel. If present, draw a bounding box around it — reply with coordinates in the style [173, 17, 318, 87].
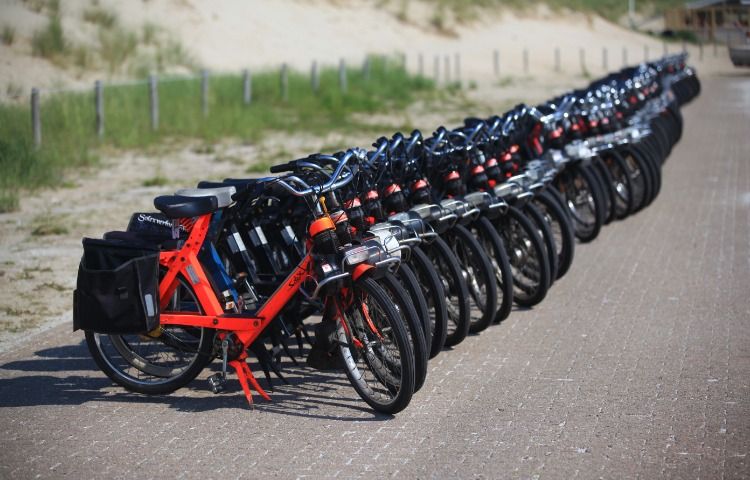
[85, 273, 214, 395]
[336, 277, 415, 414]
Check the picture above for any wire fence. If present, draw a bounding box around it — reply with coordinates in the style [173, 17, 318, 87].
[20, 40, 712, 149]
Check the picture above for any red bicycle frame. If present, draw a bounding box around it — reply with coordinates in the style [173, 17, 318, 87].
[157, 212, 334, 405]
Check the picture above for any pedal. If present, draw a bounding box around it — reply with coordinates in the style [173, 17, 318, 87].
[207, 373, 227, 394]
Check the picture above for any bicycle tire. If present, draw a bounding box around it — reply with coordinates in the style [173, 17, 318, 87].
[556, 164, 604, 243]
[532, 190, 575, 280]
[471, 216, 514, 323]
[422, 236, 471, 347]
[495, 206, 551, 307]
[618, 146, 652, 213]
[446, 223, 498, 334]
[523, 202, 558, 285]
[395, 263, 432, 354]
[409, 246, 448, 358]
[600, 150, 634, 219]
[85, 273, 214, 395]
[336, 277, 415, 414]
[592, 157, 617, 225]
[379, 272, 428, 393]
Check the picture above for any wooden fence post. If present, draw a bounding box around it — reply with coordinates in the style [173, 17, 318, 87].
[494, 49, 500, 76]
[602, 47, 608, 70]
[363, 57, 371, 82]
[94, 80, 104, 139]
[339, 59, 347, 94]
[444, 54, 451, 83]
[149, 75, 158, 131]
[554, 47, 561, 72]
[454, 52, 460, 85]
[31, 88, 41, 148]
[280, 63, 288, 101]
[311, 61, 319, 93]
[201, 69, 209, 116]
[243, 69, 252, 105]
[579, 48, 586, 73]
[523, 48, 529, 74]
[418, 53, 424, 77]
[434, 55, 440, 83]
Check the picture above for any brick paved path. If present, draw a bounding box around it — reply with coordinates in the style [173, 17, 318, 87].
[0, 75, 748, 479]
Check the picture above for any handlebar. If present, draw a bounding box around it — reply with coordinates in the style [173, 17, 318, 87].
[271, 149, 363, 197]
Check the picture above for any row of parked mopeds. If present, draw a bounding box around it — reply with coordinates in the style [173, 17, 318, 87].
[75, 54, 700, 414]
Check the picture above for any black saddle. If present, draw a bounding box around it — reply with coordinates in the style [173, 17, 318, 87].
[153, 195, 218, 219]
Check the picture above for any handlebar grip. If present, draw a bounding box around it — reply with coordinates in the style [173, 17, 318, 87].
[269, 161, 296, 173]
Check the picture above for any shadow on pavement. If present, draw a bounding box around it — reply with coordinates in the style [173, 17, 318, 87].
[0, 339, 392, 422]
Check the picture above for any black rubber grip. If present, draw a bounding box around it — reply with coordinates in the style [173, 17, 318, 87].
[269, 161, 295, 173]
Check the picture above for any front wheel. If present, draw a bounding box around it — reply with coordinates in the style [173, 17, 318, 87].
[445, 224, 498, 334]
[409, 246, 448, 358]
[422, 237, 471, 347]
[600, 150, 634, 219]
[495, 206, 551, 308]
[378, 272, 428, 393]
[532, 190, 575, 280]
[555, 164, 604, 243]
[470, 216, 514, 323]
[336, 278, 415, 415]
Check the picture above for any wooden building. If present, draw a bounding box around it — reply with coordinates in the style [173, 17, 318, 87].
[664, 0, 750, 43]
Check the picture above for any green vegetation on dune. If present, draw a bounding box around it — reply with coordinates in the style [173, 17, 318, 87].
[413, 0, 687, 24]
[0, 57, 434, 212]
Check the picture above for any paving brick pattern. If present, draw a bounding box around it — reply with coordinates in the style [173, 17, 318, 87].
[0, 75, 748, 479]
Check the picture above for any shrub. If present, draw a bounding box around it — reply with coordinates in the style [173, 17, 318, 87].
[83, 7, 118, 28]
[1, 25, 15, 46]
[31, 14, 66, 58]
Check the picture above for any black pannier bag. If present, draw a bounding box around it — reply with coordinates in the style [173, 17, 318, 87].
[73, 238, 160, 334]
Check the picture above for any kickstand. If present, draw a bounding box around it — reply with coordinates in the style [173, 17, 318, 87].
[229, 359, 272, 408]
[280, 337, 299, 366]
[295, 329, 305, 356]
[249, 343, 275, 391]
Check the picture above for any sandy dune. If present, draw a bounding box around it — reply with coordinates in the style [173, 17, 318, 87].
[0, 0, 733, 98]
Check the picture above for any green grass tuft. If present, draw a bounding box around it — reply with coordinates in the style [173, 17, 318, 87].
[98, 26, 138, 73]
[31, 14, 66, 58]
[30, 214, 69, 236]
[2, 25, 15, 46]
[82, 7, 118, 29]
[418, 0, 686, 24]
